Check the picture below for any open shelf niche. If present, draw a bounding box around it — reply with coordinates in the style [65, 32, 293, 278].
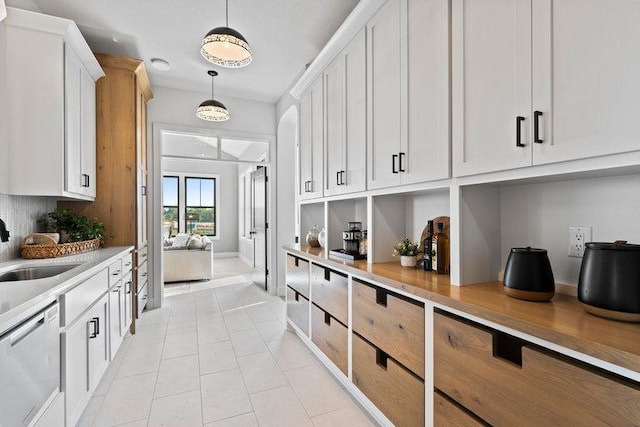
[370, 189, 450, 264]
[326, 197, 369, 253]
[298, 201, 325, 245]
[456, 172, 640, 288]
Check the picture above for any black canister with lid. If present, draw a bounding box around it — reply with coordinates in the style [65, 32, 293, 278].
[578, 241, 640, 322]
[503, 247, 555, 302]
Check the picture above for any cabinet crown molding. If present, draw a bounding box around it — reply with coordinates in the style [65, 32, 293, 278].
[4, 7, 104, 81]
[95, 53, 154, 101]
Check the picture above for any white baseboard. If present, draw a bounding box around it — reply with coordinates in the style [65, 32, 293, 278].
[238, 253, 253, 266]
[213, 252, 239, 259]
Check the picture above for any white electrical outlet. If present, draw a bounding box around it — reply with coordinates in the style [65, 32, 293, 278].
[568, 226, 592, 257]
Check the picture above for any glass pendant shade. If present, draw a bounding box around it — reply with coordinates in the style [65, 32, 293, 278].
[201, 27, 252, 68]
[197, 70, 229, 122]
[201, 0, 251, 68]
[196, 99, 230, 121]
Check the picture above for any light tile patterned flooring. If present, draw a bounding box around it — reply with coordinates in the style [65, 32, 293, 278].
[79, 280, 377, 426]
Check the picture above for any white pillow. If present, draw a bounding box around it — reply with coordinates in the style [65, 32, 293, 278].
[202, 235, 213, 249]
[172, 233, 190, 247]
[188, 235, 205, 249]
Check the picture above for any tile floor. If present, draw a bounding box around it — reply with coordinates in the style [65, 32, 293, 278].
[78, 279, 377, 427]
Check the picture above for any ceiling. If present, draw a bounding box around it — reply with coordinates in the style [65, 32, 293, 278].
[28, 0, 360, 103]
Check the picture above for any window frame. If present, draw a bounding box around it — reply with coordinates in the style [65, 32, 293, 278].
[185, 176, 217, 237]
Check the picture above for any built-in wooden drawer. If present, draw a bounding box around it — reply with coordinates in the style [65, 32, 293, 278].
[311, 303, 347, 375]
[434, 390, 486, 427]
[434, 311, 640, 426]
[352, 279, 424, 378]
[60, 268, 109, 326]
[352, 332, 424, 427]
[122, 252, 133, 274]
[287, 286, 309, 336]
[286, 254, 309, 298]
[310, 263, 348, 325]
[108, 258, 123, 287]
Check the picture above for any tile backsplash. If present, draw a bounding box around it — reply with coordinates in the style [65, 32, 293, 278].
[0, 194, 57, 262]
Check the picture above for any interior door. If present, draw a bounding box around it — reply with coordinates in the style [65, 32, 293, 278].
[251, 167, 268, 290]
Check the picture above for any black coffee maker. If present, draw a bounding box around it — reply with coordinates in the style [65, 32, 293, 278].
[342, 222, 362, 255]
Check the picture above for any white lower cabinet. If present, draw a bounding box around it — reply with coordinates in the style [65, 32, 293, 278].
[63, 292, 108, 426]
[33, 392, 65, 427]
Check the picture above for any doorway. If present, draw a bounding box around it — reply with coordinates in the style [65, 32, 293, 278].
[150, 124, 275, 307]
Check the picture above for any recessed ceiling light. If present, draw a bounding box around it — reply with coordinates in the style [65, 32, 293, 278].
[151, 58, 171, 71]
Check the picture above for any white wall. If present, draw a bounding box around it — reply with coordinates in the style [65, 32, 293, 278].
[162, 157, 239, 254]
[500, 173, 640, 287]
[148, 86, 276, 137]
[5, 0, 40, 12]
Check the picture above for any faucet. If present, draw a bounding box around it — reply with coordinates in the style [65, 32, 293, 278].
[0, 219, 9, 242]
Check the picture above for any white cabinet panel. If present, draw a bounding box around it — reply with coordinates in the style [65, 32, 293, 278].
[532, 0, 640, 165]
[367, 0, 404, 190]
[452, 0, 532, 176]
[65, 47, 83, 196]
[324, 28, 367, 197]
[87, 296, 109, 391]
[80, 65, 97, 197]
[298, 76, 324, 200]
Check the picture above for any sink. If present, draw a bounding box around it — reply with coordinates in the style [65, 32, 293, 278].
[0, 264, 81, 282]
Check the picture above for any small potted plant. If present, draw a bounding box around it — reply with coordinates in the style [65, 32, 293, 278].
[393, 238, 422, 267]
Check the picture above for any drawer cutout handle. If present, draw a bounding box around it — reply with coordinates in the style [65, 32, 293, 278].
[375, 348, 388, 370]
[493, 331, 523, 367]
[294, 257, 299, 267]
[375, 288, 387, 307]
[324, 268, 331, 282]
[324, 311, 331, 326]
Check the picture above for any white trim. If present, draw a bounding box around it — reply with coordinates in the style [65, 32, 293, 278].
[212, 252, 239, 259]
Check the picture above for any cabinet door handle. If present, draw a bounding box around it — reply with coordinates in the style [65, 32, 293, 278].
[336, 171, 341, 186]
[340, 170, 345, 185]
[88, 318, 98, 338]
[516, 116, 526, 147]
[533, 111, 543, 144]
[141, 185, 147, 196]
[81, 174, 90, 187]
[399, 152, 406, 173]
[308, 181, 312, 192]
[392, 154, 399, 174]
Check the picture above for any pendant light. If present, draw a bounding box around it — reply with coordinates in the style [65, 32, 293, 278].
[201, 0, 252, 68]
[196, 70, 230, 122]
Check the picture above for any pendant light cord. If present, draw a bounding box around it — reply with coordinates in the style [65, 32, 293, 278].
[226, 0, 229, 27]
[211, 74, 215, 99]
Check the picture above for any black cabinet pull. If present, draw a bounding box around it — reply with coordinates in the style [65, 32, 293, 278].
[88, 318, 99, 338]
[141, 185, 147, 196]
[307, 181, 312, 192]
[81, 174, 90, 187]
[341, 171, 345, 185]
[336, 171, 341, 186]
[533, 111, 543, 144]
[516, 116, 525, 147]
[392, 154, 399, 174]
[399, 152, 406, 172]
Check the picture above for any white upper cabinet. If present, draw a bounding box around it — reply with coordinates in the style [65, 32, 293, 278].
[324, 28, 367, 197]
[453, 0, 640, 177]
[531, 0, 640, 165]
[368, 0, 450, 190]
[298, 75, 324, 200]
[2, 8, 103, 199]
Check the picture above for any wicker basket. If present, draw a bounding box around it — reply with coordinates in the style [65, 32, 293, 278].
[21, 233, 100, 259]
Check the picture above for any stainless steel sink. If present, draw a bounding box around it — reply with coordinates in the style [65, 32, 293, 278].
[0, 264, 81, 282]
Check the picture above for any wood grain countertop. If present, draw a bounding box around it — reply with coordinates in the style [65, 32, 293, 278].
[284, 244, 640, 376]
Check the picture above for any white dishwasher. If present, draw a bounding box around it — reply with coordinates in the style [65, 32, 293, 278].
[0, 302, 60, 426]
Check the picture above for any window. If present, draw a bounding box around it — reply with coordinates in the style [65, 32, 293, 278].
[185, 177, 216, 236]
[162, 176, 179, 237]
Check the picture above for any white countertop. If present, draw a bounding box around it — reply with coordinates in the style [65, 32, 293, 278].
[0, 246, 133, 334]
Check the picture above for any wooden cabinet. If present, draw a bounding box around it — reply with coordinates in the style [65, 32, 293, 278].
[310, 263, 348, 325]
[298, 75, 324, 200]
[60, 54, 153, 332]
[324, 28, 367, 197]
[286, 254, 310, 335]
[352, 332, 425, 427]
[2, 7, 103, 200]
[434, 310, 640, 426]
[434, 390, 485, 427]
[367, 0, 450, 190]
[311, 304, 348, 375]
[352, 278, 425, 378]
[63, 293, 108, 427]
[453, 0, 640, 177]
[286, 254, 310, 298]
[286, 286, 310, 336]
